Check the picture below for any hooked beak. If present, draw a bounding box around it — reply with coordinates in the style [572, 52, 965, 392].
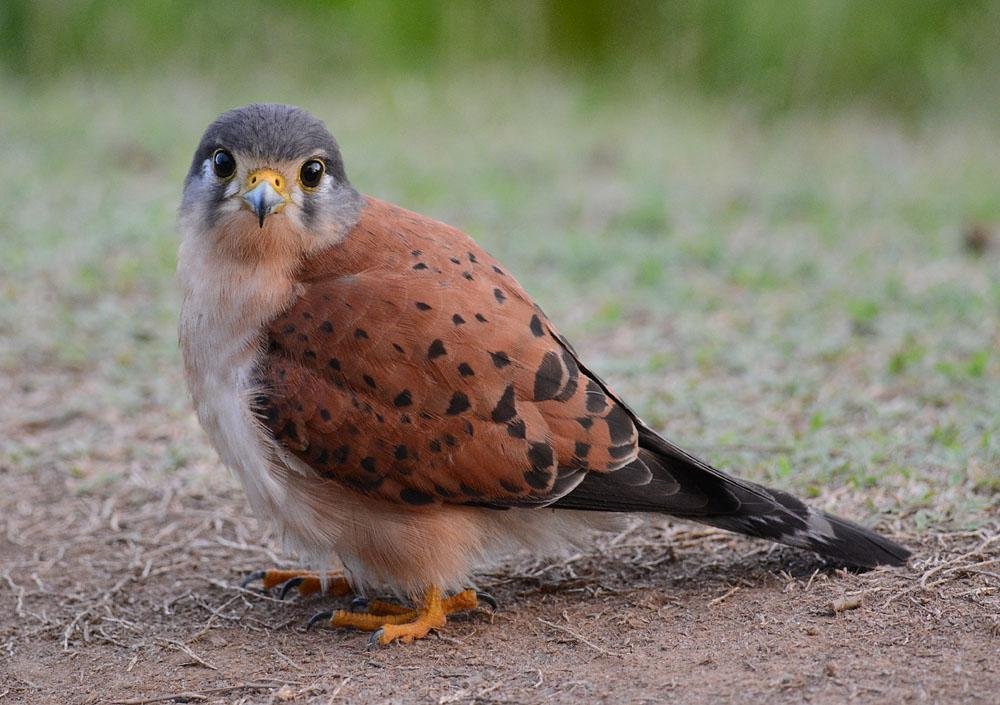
[242, 169, 290, 227]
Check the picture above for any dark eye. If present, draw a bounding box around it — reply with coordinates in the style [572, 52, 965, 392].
[212, 149, 236, 178]
[299, 159, 325, 188]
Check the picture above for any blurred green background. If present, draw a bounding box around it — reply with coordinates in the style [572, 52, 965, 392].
[0, 2, 997, 522]
[3, 0, 999, 114]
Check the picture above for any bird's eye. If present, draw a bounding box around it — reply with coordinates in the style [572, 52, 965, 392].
[212, 149, 236, 179]
[299, 159, 325, 188]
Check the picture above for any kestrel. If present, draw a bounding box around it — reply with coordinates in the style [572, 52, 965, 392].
[178, 104, 909, 646]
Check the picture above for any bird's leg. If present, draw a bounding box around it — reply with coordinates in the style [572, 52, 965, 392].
[240, 569, 353, 600]
[315, 586, 495, 646]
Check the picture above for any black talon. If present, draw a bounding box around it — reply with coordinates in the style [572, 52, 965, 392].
[307, 610, 333, 631]
[367, 628, 385, 649]
[240, 570, 266, 589]
[476, 591, 499, 612]
[278, 576, 305, 600]
[349, 596, 369, 612]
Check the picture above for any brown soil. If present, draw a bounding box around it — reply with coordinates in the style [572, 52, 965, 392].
[2, 375, 998, 705]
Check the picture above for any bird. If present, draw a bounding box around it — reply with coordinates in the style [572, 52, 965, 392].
[178, 103, 910, 647]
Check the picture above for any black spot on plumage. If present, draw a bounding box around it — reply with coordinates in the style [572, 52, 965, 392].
[527, 441, 554, 470]
[320, 320, 334, 333]
[609, 443, 635, 459]
[428, 339, 447, 359]
[282, 324, 295, 335]
[574, 442, 591, 458]
[475, 313, 488, 322]
[279, 420, 298, 442]
[393, 390, 413, 407]
[604, 405, 634, 445]
[314, 448, 329, 465]
[449, 256, 461, 264]
[362, 374, 377, 389]
[493, 288, 506, 303]
[468, 252, 478, 263]
[354, 328, 368, 339]
[553, 348, 580, 401]
[460, 483, 483, 497]
[446, 392, 471, 415]
[452, 313, 466, 325]
[415, 301, 432, 311]
[464, 420, 474, 436]
[490, 351, 511, 368]
[463, 271, 474, 281]
[304, 349, 316, 360]
[327, 358, 341, 370]
[333, 445, 350, 464]
[492, 265, 504, 275]
[297, 333, 308, 342]
[529, 314, 544, 337]
[523, 468, 551, 490]
[444, 433, 457, 447]
[360, 457, 376, 473]
[400, 414, 412, 424]
[585, 380, 607, 413]
[500, 479, 522, 494]
[434, 483, 455, 498]
[392, 343, 405, 353]
[506, 419, 526, 438]
[577, 416, 594, 429]
[413, 262, 429, 270]
[457, 362, 475, 377]
[533, 351, 562, 400]
[259, 403, 279, 425]
[395, 444, 409, 461]
[490, 384, 517, 423]
[319, 408, 331, 421]
[400, 488, 435, 505]
[429, 440, 442, 453]
[411, 249, 422, 257]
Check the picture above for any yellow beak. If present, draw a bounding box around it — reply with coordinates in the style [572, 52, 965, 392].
[242, 169, 290, 227]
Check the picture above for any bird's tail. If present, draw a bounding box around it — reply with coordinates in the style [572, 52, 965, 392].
[556, 426, 910, 569]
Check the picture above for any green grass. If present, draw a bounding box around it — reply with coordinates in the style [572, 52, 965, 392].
[1, 70, 997, 529]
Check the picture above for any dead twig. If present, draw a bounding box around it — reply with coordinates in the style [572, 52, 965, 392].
[828, 595, 863, 615]
[708, 586, 741, 607]
[537, 618, 624, 657]
[160, 638, 219, 671]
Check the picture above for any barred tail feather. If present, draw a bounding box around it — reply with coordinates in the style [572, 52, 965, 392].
[555, 426, 910, 569]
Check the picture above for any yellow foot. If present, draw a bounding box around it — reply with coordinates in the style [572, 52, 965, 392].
[309, 586, 497, 647]
[240, 569, 353, 600]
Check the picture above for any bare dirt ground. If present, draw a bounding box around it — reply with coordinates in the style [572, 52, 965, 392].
[2, 370, 997, 705]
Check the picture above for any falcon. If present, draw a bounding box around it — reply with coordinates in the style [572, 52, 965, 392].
[178, 104, 909, 646]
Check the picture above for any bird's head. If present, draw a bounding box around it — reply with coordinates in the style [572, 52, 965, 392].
[179, 104, 363, 264]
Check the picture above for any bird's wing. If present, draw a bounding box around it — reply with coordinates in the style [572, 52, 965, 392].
[254, 197, 647, 508]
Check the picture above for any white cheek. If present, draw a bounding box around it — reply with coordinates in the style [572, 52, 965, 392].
[199, 158, 242, 212]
